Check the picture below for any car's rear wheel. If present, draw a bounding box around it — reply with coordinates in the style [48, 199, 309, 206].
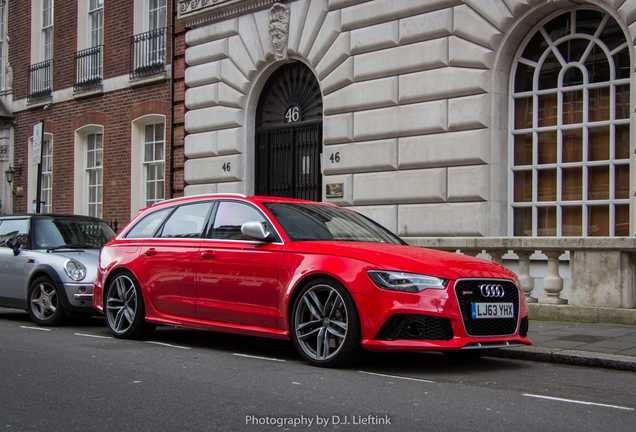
[28, 276, 65, 326]
[291, 278, 361, 367]
[105, 271, 155, 339]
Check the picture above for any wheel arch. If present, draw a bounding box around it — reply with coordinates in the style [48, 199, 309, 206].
[285, 272, 356, 332]
[101, 266, 140, 306]
[26, 266, 65, 309]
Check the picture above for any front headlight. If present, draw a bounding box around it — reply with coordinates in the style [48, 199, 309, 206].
[368, 270, 448, 293]
[64, 259, 87, 281]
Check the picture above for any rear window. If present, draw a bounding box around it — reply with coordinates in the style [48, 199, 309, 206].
[125, 208, 172, 239]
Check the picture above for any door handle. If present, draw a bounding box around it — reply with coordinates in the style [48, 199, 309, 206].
[201, 250, 216, 260]
[144, 248, 157, 257]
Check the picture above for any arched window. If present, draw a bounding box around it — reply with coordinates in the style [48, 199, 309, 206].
[510, 9, 630, 236]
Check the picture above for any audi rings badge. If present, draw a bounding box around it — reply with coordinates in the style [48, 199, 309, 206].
[479, 284, 505, 298]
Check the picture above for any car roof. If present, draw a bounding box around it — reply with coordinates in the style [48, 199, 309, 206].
[0, 213, 107, 221]
[145, 194, 337, 210]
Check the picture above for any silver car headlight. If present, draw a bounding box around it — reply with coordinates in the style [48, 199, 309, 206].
[368, 270, 448, 293]
[64, 259, 87, 281]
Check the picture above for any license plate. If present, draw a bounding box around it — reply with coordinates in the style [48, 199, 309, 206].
[471, 303, 514, 319]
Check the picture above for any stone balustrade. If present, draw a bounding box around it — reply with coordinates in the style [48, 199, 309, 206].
[404, 237, 636, 309]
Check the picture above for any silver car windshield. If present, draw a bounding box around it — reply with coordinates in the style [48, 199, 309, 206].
[33, 218, 116, 250]
[263, 203, 405, 245]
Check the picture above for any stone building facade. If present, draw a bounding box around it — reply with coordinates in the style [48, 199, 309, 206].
[177, 0, 636, 239]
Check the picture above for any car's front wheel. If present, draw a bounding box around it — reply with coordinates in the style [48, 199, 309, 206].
[28, 276, 65, 326]
[291, 278, 361, 367]
[105, 271, 155, 339]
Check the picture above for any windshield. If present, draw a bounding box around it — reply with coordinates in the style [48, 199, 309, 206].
[33, 218, 116, 249]
[263, 203, 405, 245]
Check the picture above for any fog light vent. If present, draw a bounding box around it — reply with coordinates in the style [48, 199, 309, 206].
[375, 314, 453, 341]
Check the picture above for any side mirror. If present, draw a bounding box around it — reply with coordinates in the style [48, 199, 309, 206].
[5, 238, 21, 256]
[241, 221, 272, 241]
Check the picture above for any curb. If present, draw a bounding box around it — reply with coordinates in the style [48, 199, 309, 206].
[528, 304, 636, 325]
[488, 346, 636, 372]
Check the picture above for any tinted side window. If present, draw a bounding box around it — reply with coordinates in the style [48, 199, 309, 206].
[159, 202, 212, 238]
[125, 208, 172, 239]
[211, 202, 266, 240]
[0, 219, 30, 248]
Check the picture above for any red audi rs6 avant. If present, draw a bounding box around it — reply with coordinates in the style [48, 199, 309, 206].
[93, 194, 531, 367]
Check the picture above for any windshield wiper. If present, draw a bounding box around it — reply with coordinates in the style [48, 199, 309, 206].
[46, 244, 96, 251]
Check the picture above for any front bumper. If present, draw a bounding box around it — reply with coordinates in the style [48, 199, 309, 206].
[362, 335, 532, 352]
[352, 278, 532, 353]
[62, 281, 94, 309]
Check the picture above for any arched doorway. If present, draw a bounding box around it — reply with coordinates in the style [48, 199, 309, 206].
[255, 62, 322, 201]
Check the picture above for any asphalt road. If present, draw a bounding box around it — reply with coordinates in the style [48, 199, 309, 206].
[1, 308, 635, 432]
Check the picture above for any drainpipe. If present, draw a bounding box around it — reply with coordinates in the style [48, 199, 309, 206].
[169, 0, 176, 199]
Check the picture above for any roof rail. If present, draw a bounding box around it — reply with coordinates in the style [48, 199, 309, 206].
[152, 193, 248, 206]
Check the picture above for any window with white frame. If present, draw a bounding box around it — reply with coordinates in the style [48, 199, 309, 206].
[86, 133, 103, 218]
[89, 0, 104, 47]
[148, 0, 167, 31]
[148, 0, 167, 65]
[42, 0, 53, 62]
[143, 123, 165, 207]
[41, 139, 53, 213]
[86, 0, 104, 81]
[510, 9, 630, 237]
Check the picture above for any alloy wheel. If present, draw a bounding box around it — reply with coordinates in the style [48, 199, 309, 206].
[294, 284, 349, 362]
[106, 274, 138, 335]
[30, 281, 59, 322]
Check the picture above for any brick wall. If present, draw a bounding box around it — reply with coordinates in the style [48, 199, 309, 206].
[8, 0, 182, 227]
[7, 0, 31, 100]
[12, 84, 171, 226]
[172, 11, 187, 199]
[53, 0, 78, 91]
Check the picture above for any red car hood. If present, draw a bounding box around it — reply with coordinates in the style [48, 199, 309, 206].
[289, 241, 517, 281]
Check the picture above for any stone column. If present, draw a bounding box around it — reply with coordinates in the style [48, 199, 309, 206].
[516, 250, 536, 303]
[540, 250, 567, 304]
[487, 249, 505, 265]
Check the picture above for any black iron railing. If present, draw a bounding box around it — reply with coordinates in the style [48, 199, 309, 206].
[74, 45, 103, 92]
[130, 28, 167, 79]
[28, 59, 53, 102]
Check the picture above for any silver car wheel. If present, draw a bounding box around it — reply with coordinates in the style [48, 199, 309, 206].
[106, 274, 138, 335]
[294, 284, 349, 362]
[30, 281, 59, 321]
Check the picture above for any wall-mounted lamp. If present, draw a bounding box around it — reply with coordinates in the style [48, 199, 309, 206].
[4, 164, 22, 184]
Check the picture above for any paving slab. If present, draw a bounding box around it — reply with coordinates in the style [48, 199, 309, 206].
[488, 320, 636, 372]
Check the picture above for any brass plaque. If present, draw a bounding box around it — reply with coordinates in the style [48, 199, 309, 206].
[326, 183, 343, 199]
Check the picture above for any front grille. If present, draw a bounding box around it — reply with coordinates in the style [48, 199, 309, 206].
[375, 314, 454, 341]
[519, 316, 529, 337]
[454, 279, 520, 337]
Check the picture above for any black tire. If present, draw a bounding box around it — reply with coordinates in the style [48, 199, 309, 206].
[27, 276, 66, 326]
[290, 278, 362, 368]
[442, 349, 496, 360]
[105, 271, 155, 339]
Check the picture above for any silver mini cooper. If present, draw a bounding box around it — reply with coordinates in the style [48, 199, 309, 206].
[0, 214, 115, 325]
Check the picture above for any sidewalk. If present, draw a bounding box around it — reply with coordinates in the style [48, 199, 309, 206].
[491, 320, 636, 372]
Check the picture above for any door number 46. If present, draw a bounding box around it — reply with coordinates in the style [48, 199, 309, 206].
[329, 152, 340, 163]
